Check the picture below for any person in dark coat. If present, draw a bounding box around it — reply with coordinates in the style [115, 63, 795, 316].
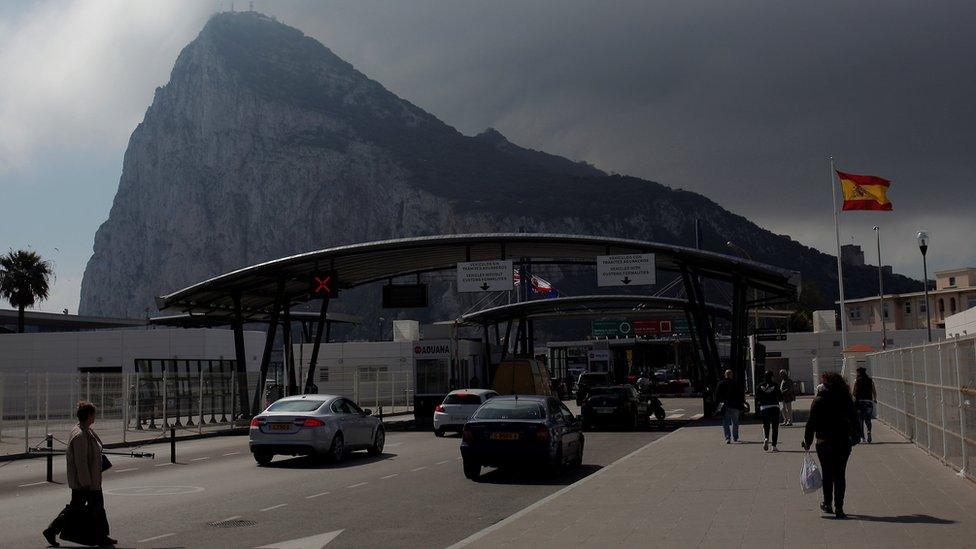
[755, 370, 783, 451]
[44, 401, 117, 547]
[714, 369, 745, 443]
[852, 367, 877, 443]
[779, 369, 796, 426]
[803, 372, 859, 519]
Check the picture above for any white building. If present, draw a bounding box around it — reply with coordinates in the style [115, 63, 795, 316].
[946, 306, 976, 338]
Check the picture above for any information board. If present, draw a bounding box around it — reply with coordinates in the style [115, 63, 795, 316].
[456, 260, 514, 292]
[596, 254, 655, 287]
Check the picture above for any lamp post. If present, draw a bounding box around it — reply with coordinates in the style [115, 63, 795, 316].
[917, 231, 932, 342]
[873, 226, 886, 349]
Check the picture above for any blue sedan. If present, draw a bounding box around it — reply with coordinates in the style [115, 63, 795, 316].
[460, 395, 584, 480]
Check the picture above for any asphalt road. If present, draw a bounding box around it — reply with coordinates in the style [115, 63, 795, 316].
[0, 399, 702, 549]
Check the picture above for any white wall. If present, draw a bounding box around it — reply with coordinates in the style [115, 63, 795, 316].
[946, 307, 976, 338]
[0, 328, 265, 374]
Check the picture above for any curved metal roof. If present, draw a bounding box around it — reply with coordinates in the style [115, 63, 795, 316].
[148, 310, 362, 328]
[156, 233, 799, 314]
[449, 295, 732, 326]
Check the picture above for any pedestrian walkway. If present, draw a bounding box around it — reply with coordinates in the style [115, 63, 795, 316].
[454, 398, 976, 549]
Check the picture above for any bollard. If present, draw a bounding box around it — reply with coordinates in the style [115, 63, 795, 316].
[170, 427, 176, 464]
[46, 434, 53, 483]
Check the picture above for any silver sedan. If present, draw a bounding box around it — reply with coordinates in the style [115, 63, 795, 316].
[249, 394, 385, 466]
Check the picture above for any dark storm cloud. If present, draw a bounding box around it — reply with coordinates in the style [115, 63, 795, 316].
[264, 0, 975, 275]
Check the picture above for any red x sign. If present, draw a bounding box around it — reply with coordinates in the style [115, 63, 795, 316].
[310, 273, 336, 297]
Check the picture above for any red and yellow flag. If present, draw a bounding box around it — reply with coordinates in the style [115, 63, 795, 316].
[837, 170, 892, 211]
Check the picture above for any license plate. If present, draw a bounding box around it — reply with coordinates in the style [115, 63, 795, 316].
[596, 407, 616, 414]
[270, 423, 291, 431]
[489, 432, 519, 441]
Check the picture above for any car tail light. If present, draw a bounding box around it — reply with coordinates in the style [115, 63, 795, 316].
[302, 418, 326, 428]
[461, 425, 474, 442]
[434, 404, 445, 413]
[250, 417, 266, 427]
[535, 425, 550, 443]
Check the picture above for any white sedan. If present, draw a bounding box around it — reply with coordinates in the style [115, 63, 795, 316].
[433, 389, 499, 437]
[249, 394, 384, 465]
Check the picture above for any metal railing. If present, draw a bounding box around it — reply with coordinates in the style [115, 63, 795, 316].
[867, 335, 975, 482]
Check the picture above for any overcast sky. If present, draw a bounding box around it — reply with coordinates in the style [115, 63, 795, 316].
[2, 0, 975, 314]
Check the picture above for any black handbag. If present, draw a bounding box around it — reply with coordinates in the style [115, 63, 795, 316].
[101, 454, 112, 472]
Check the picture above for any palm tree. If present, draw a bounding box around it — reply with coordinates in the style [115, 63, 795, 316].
[0, 250, 54, 333]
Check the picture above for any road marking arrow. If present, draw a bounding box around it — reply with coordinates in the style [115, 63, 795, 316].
[256, 529, 344, 549]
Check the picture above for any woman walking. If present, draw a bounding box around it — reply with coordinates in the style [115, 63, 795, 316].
[803, 373, 858, 518]
[755, 371, 782, 451]
[779, 370, 796, 426]
[852, 367, 877, 443]
[44, 401, 116, 547]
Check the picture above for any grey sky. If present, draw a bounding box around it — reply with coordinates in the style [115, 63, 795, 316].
[2, 0, 974, 314]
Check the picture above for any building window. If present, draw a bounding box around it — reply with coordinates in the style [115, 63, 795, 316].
[319, 368, 330, 382]
[968, 295, 976, 310]
[939, 299, 945, 313]
[905, 301, 912, 314]
[882, 303, 890, 319]
[849, 306, 862, 320]
[918, 300, 927, 313]
[950, 297, 957, 313]
[949, 276, 956, 286]
[357, 365, 389, 382]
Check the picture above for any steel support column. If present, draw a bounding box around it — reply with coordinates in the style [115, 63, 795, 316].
[303, 296, 331, 393]
[682, 267, 721, 415]
[729, 278, 749, 394]
[251, 280, 285, 414]
[282, 305, 297, 396]
[231, 293, 251, 417]
[482, 324, 492, 388]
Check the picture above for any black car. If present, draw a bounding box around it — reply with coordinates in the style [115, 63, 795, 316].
[575, 372, 613, 405]
[460, 395, 584, 481]
[581, 385, 648, 430]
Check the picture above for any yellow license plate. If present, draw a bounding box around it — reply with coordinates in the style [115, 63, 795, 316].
[270, 423, 291, 431]
[489, 432, 519, 441]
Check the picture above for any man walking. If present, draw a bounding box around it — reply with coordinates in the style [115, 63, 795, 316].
[715, 369, 745, 443]
[852, 367, 877, 443]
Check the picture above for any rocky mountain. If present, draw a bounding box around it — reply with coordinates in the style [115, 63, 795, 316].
[79, 11, 918, 326]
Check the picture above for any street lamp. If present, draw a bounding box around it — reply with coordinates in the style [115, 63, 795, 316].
[917, 231, 932, 342]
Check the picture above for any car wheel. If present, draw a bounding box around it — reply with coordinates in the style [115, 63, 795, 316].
[253, 451, 273, 466]
[654, 408, 666, 421]
[463, 459, 481, 480]
[434, 427, 445, 438]
[550, 447, 564, 475]
[328, 432, 346, 463]
[368, 427, 385, 456]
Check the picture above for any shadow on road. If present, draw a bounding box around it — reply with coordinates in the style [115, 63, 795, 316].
[845, 513, 956, 524]
[264, 452, 396, 469]
[474, 464, 603, 486]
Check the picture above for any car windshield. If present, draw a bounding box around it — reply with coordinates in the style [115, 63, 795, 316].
[471, 400, 545, 420]
[588, 388, 627, 398]
[444, 393, 483, 405]
[266, 400, 324, 413]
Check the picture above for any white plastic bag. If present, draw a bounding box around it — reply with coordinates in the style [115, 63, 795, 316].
[800, 451, 822, 494]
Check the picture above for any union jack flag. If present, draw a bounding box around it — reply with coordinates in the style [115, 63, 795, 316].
[513, 269, 559, 298]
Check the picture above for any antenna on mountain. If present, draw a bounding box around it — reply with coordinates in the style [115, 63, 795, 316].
[230, 1, 234, 11]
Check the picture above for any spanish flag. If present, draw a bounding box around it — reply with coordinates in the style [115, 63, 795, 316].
[837, 170, 892, 211]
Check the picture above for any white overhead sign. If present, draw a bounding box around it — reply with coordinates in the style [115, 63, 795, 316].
[457, 260, 514, 292]
[597, 253, 655, 287]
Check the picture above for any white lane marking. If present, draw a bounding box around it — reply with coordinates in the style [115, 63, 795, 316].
[385, 442, 404, 447]
[138, 532, 176, 543]
[223, 451, 240, 456]
[670, 408, 686, 412]
[455, 457, 462, 461]
[221, 515, 242, 522]
[115, 467, 139, 473]
[381, 473, 399, 479]
[256, 529, 344, 549]
[666, 413, 685, 419]
[305, 491, 331, 499]
[447, 429, 681, 548]
[154, 462, 174, 467]
[346, 482, 368, 488]
[690, 413, 704, 420]
[411, 466, 427, 472]
[190, 456, 210, 461]
[18, 481, 46, 487]
[260, 503, 288, 512]
[436, 460, 450, 465]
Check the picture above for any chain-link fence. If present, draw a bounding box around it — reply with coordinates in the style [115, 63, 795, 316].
[867, 335, 975, 482]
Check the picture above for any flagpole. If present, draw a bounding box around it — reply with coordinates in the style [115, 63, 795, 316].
[874, 225, 887, 350]
[830, 156, 849, 351]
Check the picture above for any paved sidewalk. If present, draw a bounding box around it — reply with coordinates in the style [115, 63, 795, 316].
[455, 398, 976, 548]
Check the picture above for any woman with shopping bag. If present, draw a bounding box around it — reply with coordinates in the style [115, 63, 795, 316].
[43, 401, 117, 547]
[802, 373, 858, 519]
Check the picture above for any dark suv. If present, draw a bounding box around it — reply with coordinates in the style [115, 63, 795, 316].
[575, 372, 613, 405]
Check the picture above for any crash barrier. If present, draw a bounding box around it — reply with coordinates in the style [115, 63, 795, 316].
[867, 335, 975, 482]
[0, 370, 259, 458]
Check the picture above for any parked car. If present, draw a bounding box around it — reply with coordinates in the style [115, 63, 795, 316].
[575, 372, 613, 405]
[460, 395, 584, 481]
[581, 385, 648, 430]
[433, 389, 499, 437]
[249, 394, 384, 466]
